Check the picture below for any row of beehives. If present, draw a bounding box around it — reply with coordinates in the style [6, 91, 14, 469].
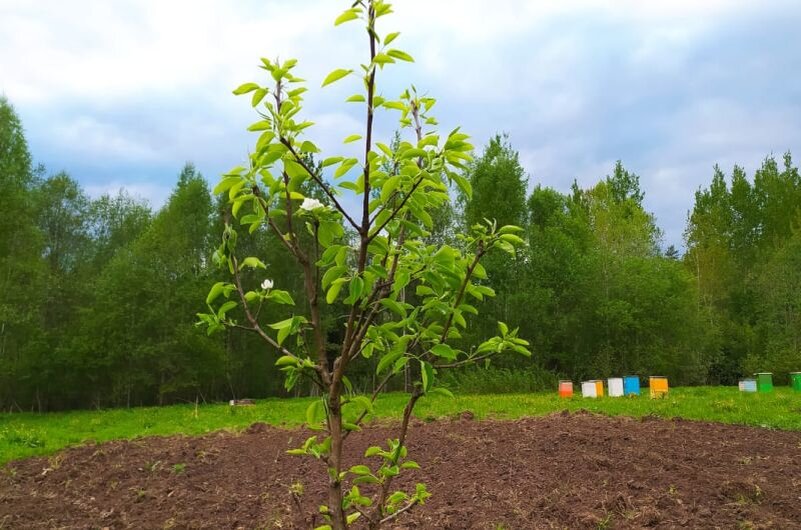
[738, 372, 801, 393]
[557, 376, 669, 399]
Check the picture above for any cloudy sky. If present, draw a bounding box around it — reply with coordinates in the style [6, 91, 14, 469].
[2, 0, 800, 248]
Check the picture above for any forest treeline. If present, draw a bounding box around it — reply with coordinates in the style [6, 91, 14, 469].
[2, 97, 800, 411]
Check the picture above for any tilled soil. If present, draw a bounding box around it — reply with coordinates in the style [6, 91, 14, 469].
[2, 411, 800, 529]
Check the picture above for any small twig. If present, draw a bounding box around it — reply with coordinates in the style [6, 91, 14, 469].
[433, 352, 494, 369]
[367, 175, 426, 242]
[379, 498, 420, 525]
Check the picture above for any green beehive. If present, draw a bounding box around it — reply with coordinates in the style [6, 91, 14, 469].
[790, 372, 801, 391]
[755, 372, 773, 393]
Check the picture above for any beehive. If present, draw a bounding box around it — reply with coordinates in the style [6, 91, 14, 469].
[649, 376, 669, 398]
[581, 381, 597, 398]
[558, 380, 574, 398]
[623, 376, 640, 396]
[755, 372, 773, 393]
[791, 372, 801, 392]
[738, 379, 757, 392]
[607, 377, 624, 397]
[594, 380, 604, 397]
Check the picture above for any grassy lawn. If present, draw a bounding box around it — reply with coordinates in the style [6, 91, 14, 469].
[2, 386, 800, 465]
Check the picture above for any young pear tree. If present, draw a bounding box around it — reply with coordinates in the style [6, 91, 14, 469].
[198, 1, 529, 528]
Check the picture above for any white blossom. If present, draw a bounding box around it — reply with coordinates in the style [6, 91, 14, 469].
[300, 197, 324, 211]
[261, 278, 274, 290]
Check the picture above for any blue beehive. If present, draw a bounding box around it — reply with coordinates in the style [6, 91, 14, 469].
[623, 375, 640, 396]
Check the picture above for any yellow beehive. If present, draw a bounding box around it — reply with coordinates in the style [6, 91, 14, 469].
[649, 376, 669, 398]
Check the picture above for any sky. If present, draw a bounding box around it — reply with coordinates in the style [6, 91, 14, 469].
[2, 0, 800, 248]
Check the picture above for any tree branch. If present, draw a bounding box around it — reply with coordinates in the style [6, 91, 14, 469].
[280, 138, 360, 231]
[253, 188, 306, 263]
[230, 256, 298, 360]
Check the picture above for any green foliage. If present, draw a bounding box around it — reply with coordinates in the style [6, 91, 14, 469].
[685, 154, 801, 384]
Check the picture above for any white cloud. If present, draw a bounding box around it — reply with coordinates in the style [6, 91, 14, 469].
[2, 0, 800, 247]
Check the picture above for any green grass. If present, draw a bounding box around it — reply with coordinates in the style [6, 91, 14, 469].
[2, 386, 800, 465]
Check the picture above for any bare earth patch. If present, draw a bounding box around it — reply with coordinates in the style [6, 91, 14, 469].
[2, 412, 800, 529]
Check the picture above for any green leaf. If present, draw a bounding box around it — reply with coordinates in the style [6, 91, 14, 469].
[322, 156, 343, 167]
[283, 159, 309, 179]
[401, 461, 420, 469]
[430, 343, 456, 360]
[233, 82, 260, 95]
[382, 101, 406, 111]
[429, 387, 454, 398]
[498, 321, 509, 335]
[251, 88, 268, 107]
[345, 276, 364, 304]
[275, 355, 298, 367]
[386, 49, 414, 62]
[247, 120, 271, 132]
[322, 68, 352, 87]
[306, 399, 323, 427]
[373, 53, 395, 66]
[239, 257, 266, 270]
[343, 134, 362, 144]
[380, 298, 406, 317]
[381, 175, 401, 202]
[206, 282, 226, 305]
[376, 348, 404, 374]
[352, 395, 374, 414]
[498, 225, 524, 234]
[334, 158, 359, 178]
[353, 475, 380, 485]
[268, 290, 295, 305]
[345, 94, 366, 103]
[326, 279, 345, 304]
[322, 265, 346, 289]
[300, 140, 320, 153]
[499, 233, 525, 245]
[268, 318, 293, 330]
[384, 32, 400, 45]
[349, 465, 371, 475]
[217, 301, 237, 319]
[277, 325, 292, 346]
[334, 8, 360, 26]
[420, 361, 434, 392]
[213, 177, 239, 195]
[418, 134, 438, 148]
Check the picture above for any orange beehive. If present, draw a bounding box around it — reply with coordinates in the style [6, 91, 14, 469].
[558, 380, 573, 398]
[594, 380, 604, 397]
[649, 376, 669, 398]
